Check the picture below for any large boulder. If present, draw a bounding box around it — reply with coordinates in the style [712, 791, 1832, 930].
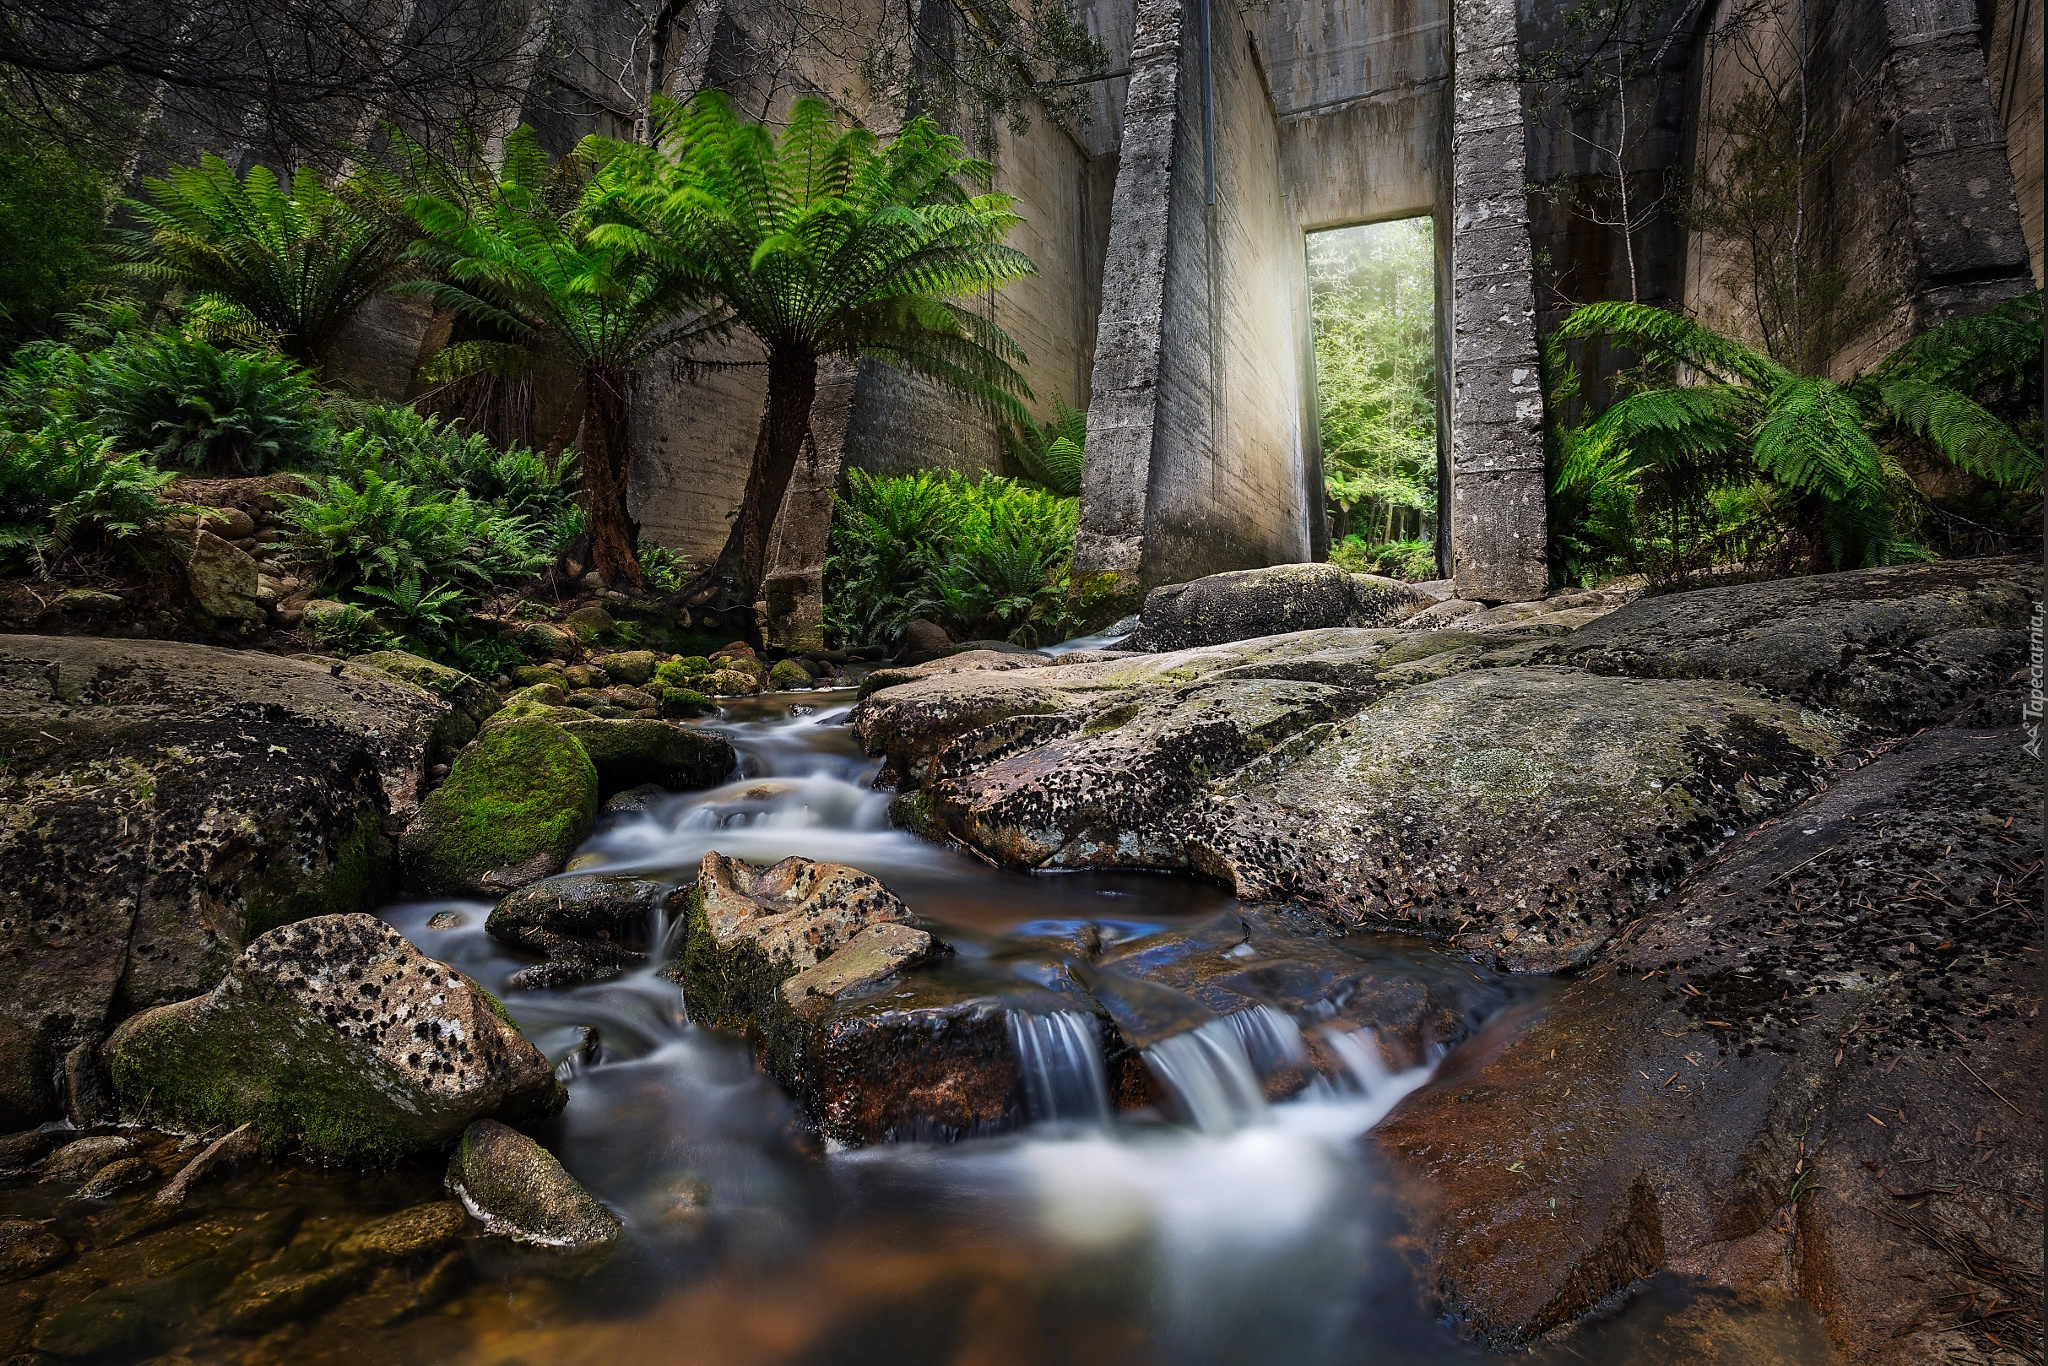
[108, 914, 564, 1161]
[1180, 668, 1856, 970]
[400, 718, 599, 896]
[554, 717, 733, 794]
[1373, 724, 2042, 1359]
[446, 1119, 620, 1249]
[1121, 563, 1434, 651]
[0, 636, 448, 1048]
[1542, 556, 2038, 731]
[350, 651, 501, 760]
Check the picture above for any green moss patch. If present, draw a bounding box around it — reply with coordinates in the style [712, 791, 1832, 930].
[400, 718, 598, 895]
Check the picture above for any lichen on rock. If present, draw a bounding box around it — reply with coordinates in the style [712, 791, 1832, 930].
[107, 914, 564, 1162]
[445, 1119, 620, 1248]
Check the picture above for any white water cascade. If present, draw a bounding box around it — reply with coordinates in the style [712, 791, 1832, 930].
[1007, 1010, 1113, 1126]
[1142, 1018, 1271, 1133]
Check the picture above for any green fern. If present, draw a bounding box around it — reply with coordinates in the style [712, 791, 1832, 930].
[1006, 394, 1087, 494]
[118, 157, 417, 371]
[1549, 294, 2043, 575]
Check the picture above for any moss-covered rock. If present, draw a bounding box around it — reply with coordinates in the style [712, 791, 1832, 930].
[107, 915, 564, 1162]
[445, 1119, 619, 1248]
[658, 687, 715, 719]
[596, 650, 659, 686]
[350, 650, 502, 760]
[767, 659, 813, 691]
[182, 529, 266, 627]
[562, 606, 615, 643]
[399, 718, 599, 896]
[0, 635, 446, 1048]
[671, 852, 920, 1038]
[702, 668, 759, 697]
[554, 718, 733, 794]
[508, 663, 567, 689]
[489, 682, 583, 726]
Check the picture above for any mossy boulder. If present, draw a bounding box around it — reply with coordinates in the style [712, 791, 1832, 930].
[562, 606, 615, 643]
[596, 650, 659, 686]
[658, 687, 716, 719]
[351, 650, 502, 760]
[671, 852, 921, 1038]
[767, 659, 814, 691]
[400, 718, 599, 896]
[703, 668, 759, 697]
[655, 657, 712, 688]
[554, 718, 733, 794]
[0, 635, 447, 1048]
[182, 529, 266, 627]
[508, 663, 567, 689]
[107, 915, 564, 1162]
[490, 683, 583, 726]
[446, 1119, 620, 1248]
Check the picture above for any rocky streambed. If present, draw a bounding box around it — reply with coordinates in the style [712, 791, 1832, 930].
[0, 557, 2037, 1364]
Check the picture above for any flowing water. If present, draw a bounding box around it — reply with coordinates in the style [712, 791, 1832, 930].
[4, 685, 1843, 1364]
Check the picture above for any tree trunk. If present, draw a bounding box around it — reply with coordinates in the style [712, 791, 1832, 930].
[580, 363, 644, 589]
[694, 351, 819, 605]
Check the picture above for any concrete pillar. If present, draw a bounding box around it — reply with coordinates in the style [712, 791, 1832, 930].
[1880, 0, 2037, 321]
[1447, 0, 1548, 603]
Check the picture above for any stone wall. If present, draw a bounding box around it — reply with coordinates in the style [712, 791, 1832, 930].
[1680, 0, 2034, 379]
[1986, 0, 2044, 285]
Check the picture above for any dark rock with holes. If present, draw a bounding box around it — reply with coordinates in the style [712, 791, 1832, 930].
[350, 651, 502, 762]
[446, 1119, 619, 1248]
[489, 874, 668, 989]
[1541, 556, 2039, 731]
[1181, 668, 1857, 970]
[1121, 563, 1435, 652]
[1373, 724, 2042, 1359]
[0, 636, 448, 1049]
[106, 914, 564, 1161]
[0, 1019, 52, 1132]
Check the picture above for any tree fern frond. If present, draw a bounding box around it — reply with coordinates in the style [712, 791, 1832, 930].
[1877, 377, 2044, 491]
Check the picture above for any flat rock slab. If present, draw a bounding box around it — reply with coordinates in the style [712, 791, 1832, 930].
[1182, 667, 1858, 970]
[1542, 556, 2039, 730]
[1372, 725, 2042, 1358]
[0, 635, 450, 1047]
[108, 913, 564, 1160]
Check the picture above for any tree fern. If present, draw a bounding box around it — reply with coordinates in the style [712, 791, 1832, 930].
[118, 157, 418, 371]
[1006, 393, 1086, 494]
[1552, 293, 2042, 577]
[594, 91, 1037, 600]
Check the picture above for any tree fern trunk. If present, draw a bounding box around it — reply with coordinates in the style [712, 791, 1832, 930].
[700, 351, 820, 607]
[581, 363, 643, 589]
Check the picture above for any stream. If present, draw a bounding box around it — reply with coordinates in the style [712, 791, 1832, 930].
[4, 686, 1841, 1364]
[359, 688, 1839, 1365]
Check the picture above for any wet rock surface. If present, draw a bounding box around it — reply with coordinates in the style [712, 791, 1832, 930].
[1373, 724, 2043, 1360]
[1542, 556, 2039, 731]
[1120, 563, 1436, 651]
[108, 914, 565, 1160]
[488, 873, 669, 990]
[554, 717, 734, 794]
[446, 1119, 620, 1249]
[0, 636, 450, 1049]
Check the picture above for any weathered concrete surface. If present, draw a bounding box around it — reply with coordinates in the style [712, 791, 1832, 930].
[0, 637, 449, 1052]
[1374, 725, 2043, 1359]
[1986, 0, 2043, 284]
[1446, 0, 1546, 602]
[1074, 0, 1319, 599]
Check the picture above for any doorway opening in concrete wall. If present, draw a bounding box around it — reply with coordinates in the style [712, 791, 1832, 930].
[1306, 216, 1439, 582]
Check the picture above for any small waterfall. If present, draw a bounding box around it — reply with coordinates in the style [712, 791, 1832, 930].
[1007, 1011, 1112, 1126]
[1143, 1019, 1269, 1134]
[1323, 1028, 1394, 1097]
[1224, 1005, 1308, 1077]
